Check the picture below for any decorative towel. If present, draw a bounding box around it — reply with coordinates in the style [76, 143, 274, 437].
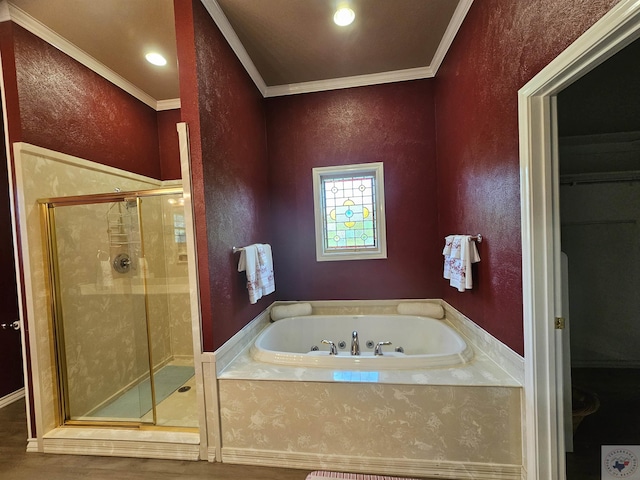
[238, 243, 275, 304]
[443, 235, 480, 292]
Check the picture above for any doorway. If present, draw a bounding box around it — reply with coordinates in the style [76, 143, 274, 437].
[557, 38, 640, 478]
[0, 98, 24, 406]
[518, 2, 640, 479]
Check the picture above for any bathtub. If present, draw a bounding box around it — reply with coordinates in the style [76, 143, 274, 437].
[250, 314, 473, 369]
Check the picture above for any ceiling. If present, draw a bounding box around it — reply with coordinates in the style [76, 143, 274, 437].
[6, 0, 472, 107]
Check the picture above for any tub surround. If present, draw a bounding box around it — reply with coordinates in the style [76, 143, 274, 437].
[219, 300, 521, 387]
[211, 300, 523, 479]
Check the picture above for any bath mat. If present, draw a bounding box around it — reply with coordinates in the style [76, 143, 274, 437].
[92, 365, 194, 420]
[306, 472, 421, 480]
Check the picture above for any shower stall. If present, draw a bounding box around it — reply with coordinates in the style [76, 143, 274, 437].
[39, 187, 197, 429]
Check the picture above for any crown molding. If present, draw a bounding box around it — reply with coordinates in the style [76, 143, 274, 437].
[201, 0, 268, 97]
[203, 0, 472, 98]
[156, 98, 181, 111]
[0, 1, 10, 22]
[265, 67, 436, 98]
[6, 3, 173, 111]
[430, 0, 474, 75]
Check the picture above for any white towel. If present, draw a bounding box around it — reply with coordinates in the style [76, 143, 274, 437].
[238, 243, 275, 304]
[96, 259, 113, 288]
[443, 235, 480, 292]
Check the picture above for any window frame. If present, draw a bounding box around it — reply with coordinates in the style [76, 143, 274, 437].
[312, 162, 387, 262]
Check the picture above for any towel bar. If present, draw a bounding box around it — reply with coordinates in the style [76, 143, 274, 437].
[232, 246, 244, 254]
[470, 234, 483, 243]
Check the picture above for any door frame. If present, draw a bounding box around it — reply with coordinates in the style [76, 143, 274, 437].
[518, 1, 640, 478]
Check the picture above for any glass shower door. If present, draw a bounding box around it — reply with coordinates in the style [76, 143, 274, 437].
[44, 198, 156, 424]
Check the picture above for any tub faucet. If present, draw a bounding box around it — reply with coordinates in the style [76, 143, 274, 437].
[351, 331, 360, 355]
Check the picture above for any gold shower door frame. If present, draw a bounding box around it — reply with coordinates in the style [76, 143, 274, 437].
[39, 187, 183, 429]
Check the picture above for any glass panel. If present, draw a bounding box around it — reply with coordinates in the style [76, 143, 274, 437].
[52, 200, 153, 423]
[46, 189, 197, 428]
[138, 193, 197, 427]
[321, 174, 377, 250]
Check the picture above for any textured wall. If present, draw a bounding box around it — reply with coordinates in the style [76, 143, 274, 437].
[157, 109, 182, 180]
[10, 23, 162, 178]
[434, 0, 619, 355]
[175, 0, 270, 351]
[266, 80, 439, 301]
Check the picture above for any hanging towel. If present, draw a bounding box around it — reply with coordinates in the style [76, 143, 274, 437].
[96, 250, 113, 289]
[238, 243, 275, 304]
[96, 259, 113, 288]
[443, 235, 480, 292]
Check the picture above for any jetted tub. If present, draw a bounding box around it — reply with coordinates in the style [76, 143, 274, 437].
[250, 314, 474, 369]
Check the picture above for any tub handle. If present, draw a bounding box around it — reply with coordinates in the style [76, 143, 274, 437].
[321, 340, 338, 355]
[374, 341, 392, 356]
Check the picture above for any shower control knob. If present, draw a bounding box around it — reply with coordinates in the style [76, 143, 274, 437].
[113, 253, 132, 273]
[1, 321, 20, 331]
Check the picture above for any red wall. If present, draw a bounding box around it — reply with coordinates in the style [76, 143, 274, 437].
[266, 81, 440, 301]
[434, 0, 619, 355]
[175, 0, 270, 351]
[9, 23, 163, 178]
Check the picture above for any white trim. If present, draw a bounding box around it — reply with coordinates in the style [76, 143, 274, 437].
[156, 99, 181, 111]
[6, 3, 176, 111]
[429, 0, 474, 76]
[177, 122, 208, 460]
[265, 67, 434, 98]
[0, 1, 9, 22]
[43, 429, 200, 461]
[222, 448, 521, 480]
[200, 0, 268, 97]
[0, 387, 25, 408]
[518, 2, 640, 479]
[26, 438, 39, 453]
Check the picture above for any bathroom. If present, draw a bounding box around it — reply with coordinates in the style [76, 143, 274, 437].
[0, 1, 633, 479]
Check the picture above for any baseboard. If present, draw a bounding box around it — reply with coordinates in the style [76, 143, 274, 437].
[207, 446, 217, 462]
[26, 438, 40, 453]
[43, 428, 201, 461]
[0, 387, 25, 408]
[221, 448, 522, 480]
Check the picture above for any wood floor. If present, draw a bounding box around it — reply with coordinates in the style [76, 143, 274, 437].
[0, 398, 311, 480]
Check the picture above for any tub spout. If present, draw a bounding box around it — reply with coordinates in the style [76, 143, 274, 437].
[351, 331, 360, 355]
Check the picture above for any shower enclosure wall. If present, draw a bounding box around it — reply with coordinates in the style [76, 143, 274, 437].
[39, 187, 196, 428]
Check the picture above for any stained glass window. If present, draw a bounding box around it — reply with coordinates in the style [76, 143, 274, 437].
[312, 163, 387, 261]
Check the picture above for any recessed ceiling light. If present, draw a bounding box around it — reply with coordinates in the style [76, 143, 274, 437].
[333, 6, 355, 26]
[145, 52, 167, 66]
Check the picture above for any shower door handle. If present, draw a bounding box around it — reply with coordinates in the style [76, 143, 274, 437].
[1, 321, 20, 331]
